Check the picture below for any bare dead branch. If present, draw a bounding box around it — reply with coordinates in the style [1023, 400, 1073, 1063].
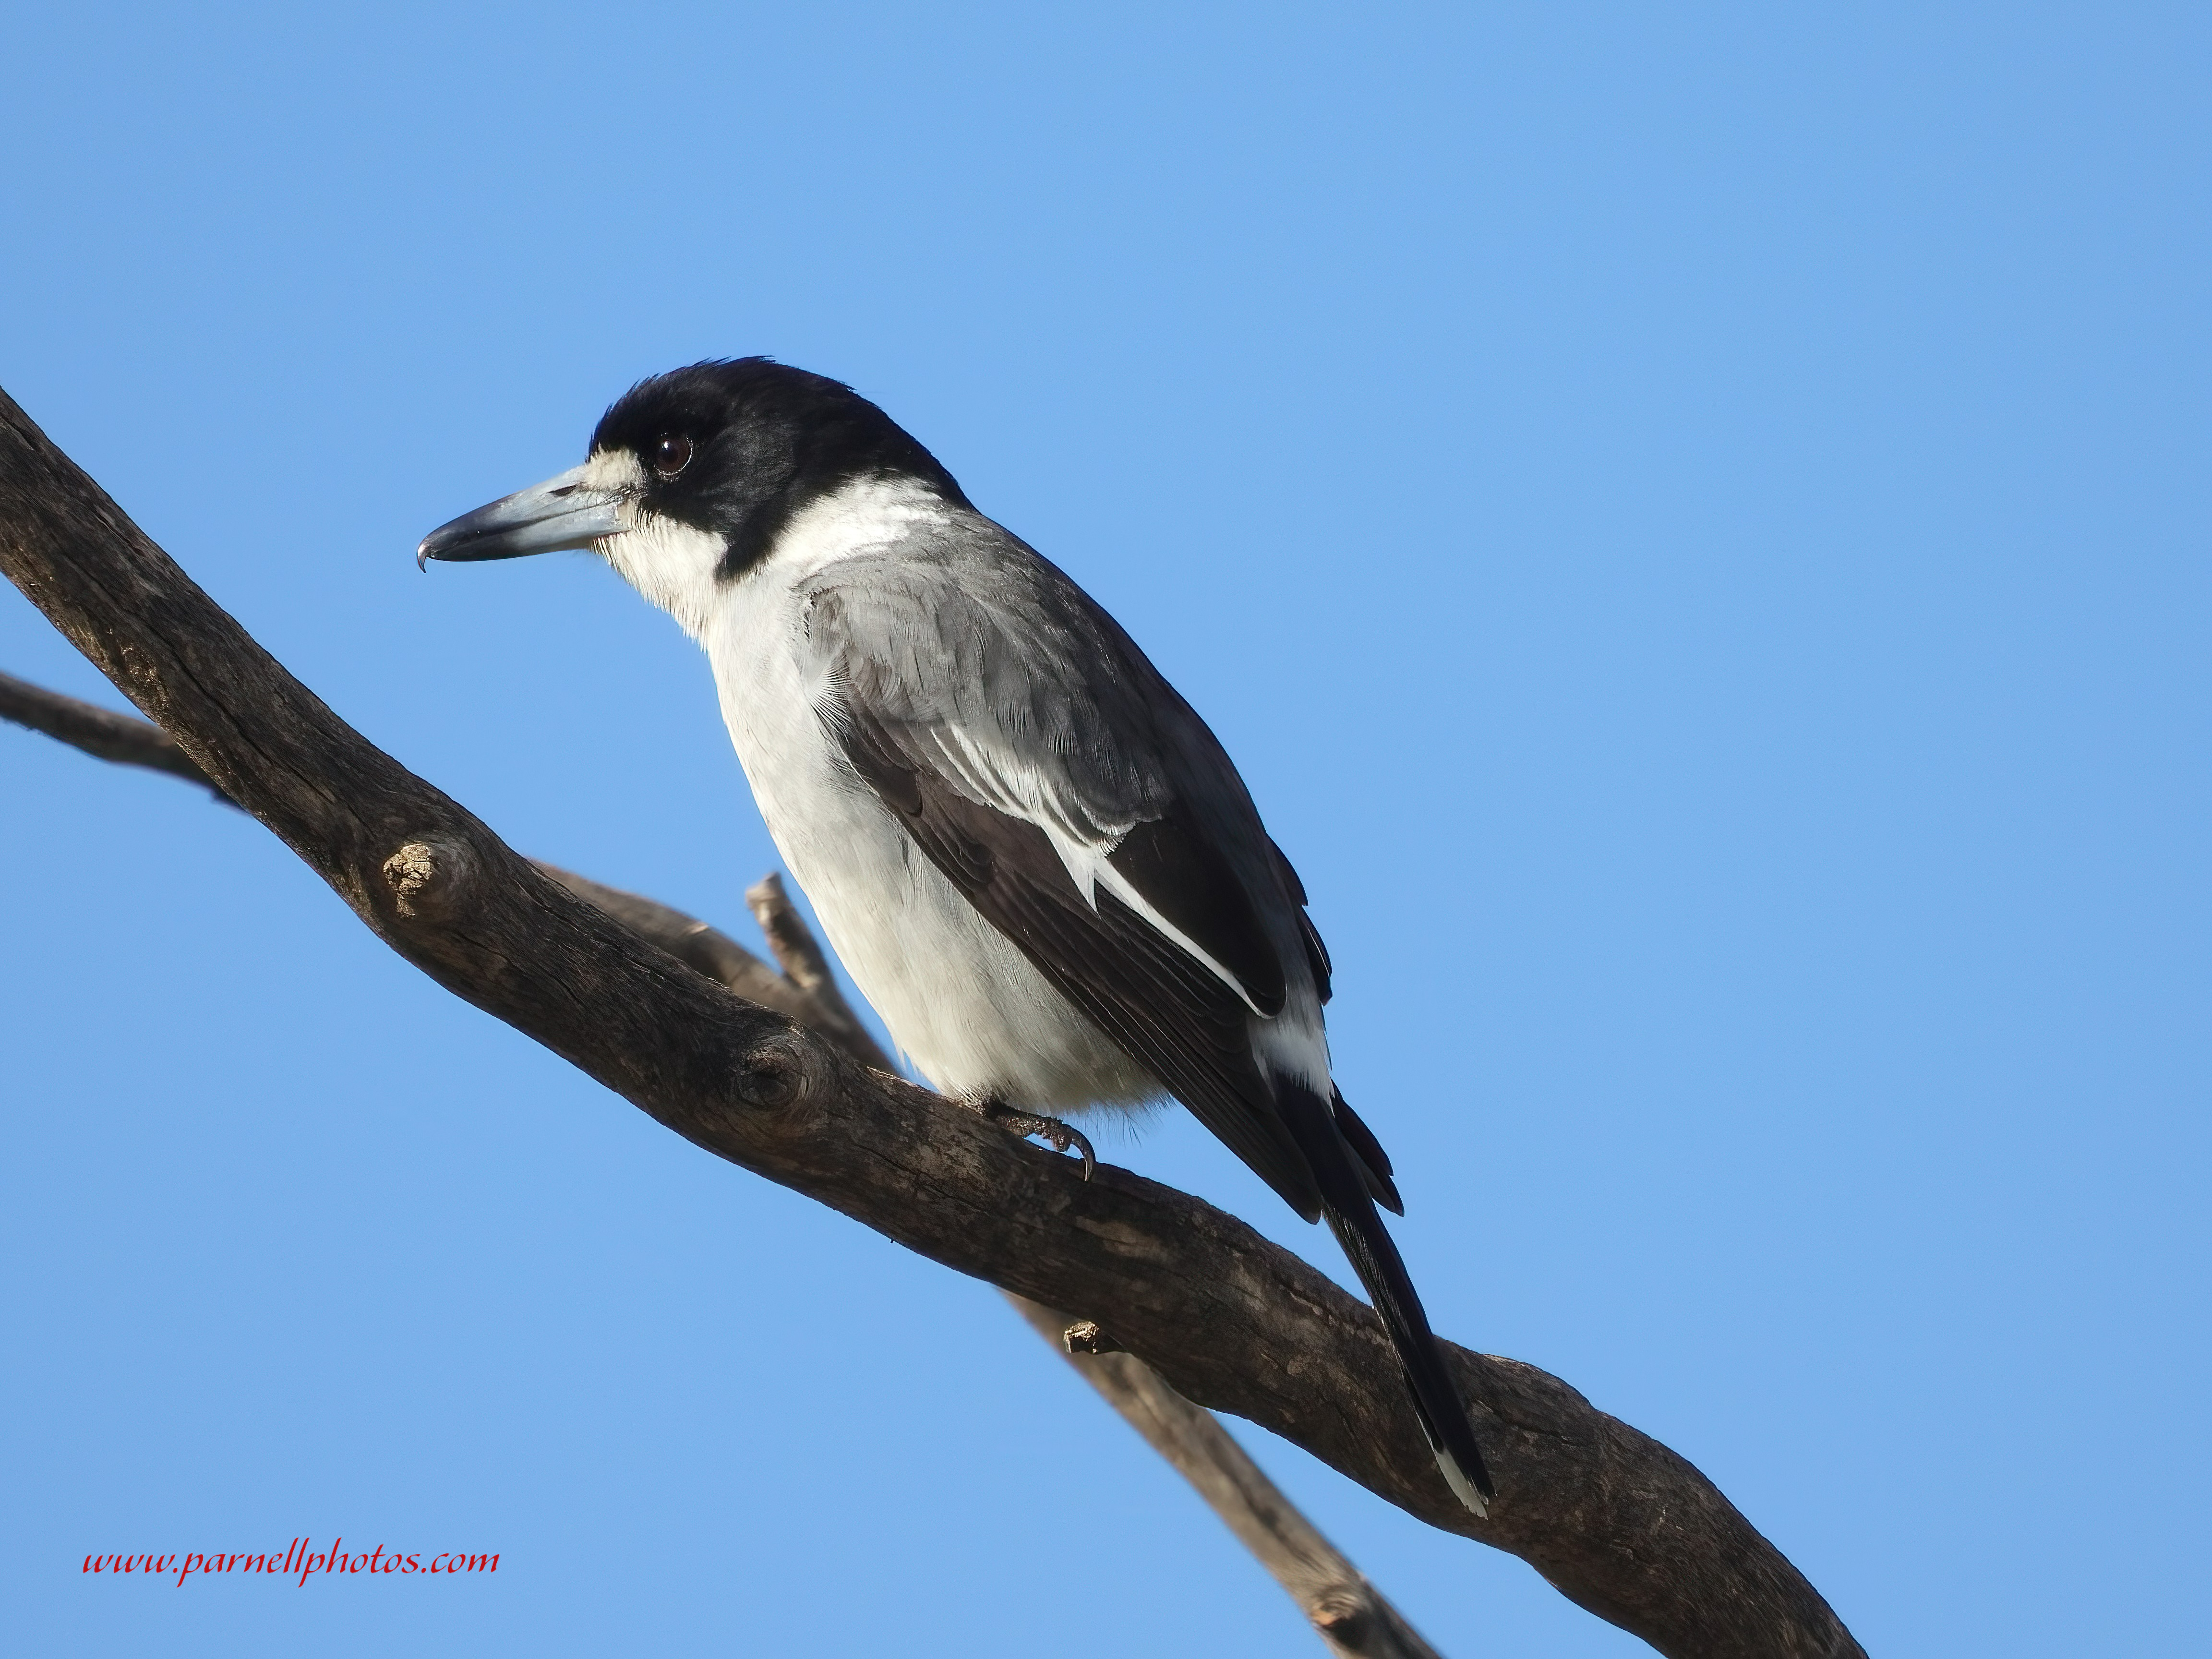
[743, 871, 897, 1072]
[553, 854, 1443, 1656]
[530, 862, 852, 1040]
[0, 665, 235, 803]
[0, 383, 1865, 1659]
[2, 667, 1448, 1655]
[1011, 1296, 1448, 1659]
[0, 659, 888, 1074]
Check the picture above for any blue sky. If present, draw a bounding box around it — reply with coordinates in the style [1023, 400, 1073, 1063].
[1, 4, 2204, 1655]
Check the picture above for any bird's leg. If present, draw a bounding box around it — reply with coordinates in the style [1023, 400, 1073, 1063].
[964, 1097, 1096, 1181]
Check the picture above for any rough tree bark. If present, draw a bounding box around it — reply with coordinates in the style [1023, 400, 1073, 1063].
[1008, 1296, 1453, 1659]
[1, 666, 1453, 1659]
[0, 384, 1866, 1659]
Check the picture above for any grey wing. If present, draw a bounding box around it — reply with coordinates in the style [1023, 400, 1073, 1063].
[799, 523, 1336, 1217]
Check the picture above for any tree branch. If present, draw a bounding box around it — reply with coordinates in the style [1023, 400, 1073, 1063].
[0, 664, 237, 803]
[742, 871, 898, 1072]
[1010, 1296, 1449, 1659]
[531, 861, 868, 1048]
[0, 383, 1865, 1659]
[4, 661, 1453, 1658]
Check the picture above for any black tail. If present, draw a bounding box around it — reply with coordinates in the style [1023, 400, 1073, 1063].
[1322, 1194, 1494, 1512]
[1278, 1082, 1493, 1513]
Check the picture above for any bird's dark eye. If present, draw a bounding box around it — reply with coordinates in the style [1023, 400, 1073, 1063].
[651, 433, 693, 479]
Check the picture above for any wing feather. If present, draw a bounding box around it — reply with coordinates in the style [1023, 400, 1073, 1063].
[807, 534, 1334, 1216]
[800, 523, 1485, 1503]
[836, 700, 1323, 1217]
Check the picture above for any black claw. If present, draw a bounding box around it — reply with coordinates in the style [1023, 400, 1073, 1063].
[979, 1102, 1096, 1181]
[1053, 1122, 1097, 1182]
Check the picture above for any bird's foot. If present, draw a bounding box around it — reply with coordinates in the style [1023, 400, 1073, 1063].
[971, 1100, 1096, 1181]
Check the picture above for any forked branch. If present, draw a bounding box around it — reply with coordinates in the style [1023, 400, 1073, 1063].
[0, 385, 1864, 1659]
[0, 668, 1457, 1658]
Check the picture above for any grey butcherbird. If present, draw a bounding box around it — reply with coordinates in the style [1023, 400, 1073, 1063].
[419, 358, 1493, 1512]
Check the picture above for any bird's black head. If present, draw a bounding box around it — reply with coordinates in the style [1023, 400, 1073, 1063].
[415, 358, 968, 589]
[589, 359, 968, 578]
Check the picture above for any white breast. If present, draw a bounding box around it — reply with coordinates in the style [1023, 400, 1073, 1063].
[638, 480, 1160, 1112]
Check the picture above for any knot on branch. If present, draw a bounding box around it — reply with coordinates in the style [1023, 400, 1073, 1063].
[1062, 1320, 1124, 1356]
[382, 834, 475, 921]
[735, 1029, 816, 1112]
[1310, 1588, 1375, 1641]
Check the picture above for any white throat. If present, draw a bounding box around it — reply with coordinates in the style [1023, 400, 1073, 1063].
[592, 468, 956, 642]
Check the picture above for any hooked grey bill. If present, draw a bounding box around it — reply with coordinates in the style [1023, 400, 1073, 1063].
[415, 464, 628, 569]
